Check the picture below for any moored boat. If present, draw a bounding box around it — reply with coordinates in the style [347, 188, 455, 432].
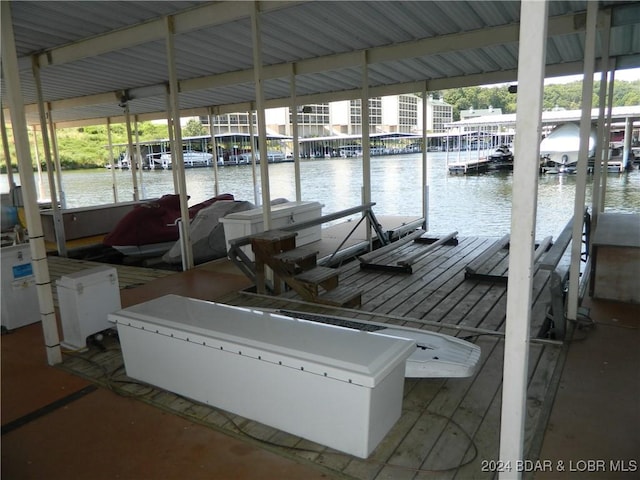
[487, 144, 514, 170]
[540, 122, 596, 174]
[160, 150, 214, 169]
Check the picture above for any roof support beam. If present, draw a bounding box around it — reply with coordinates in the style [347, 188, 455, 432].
[35, 1, 302, 67]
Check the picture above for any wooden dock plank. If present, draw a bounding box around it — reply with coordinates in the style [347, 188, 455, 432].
[54, 233, 567, 480]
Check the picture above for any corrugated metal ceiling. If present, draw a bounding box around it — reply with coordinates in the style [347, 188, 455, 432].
[3, 1, 639, 127]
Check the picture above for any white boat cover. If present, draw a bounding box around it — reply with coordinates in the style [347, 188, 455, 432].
[162, 200, 255, 264]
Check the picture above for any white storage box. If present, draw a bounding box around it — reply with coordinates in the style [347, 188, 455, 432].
[220, 201, 322, 259]
[57, 265, 121, 350]
[110, 294, 414, 458]
[1, 244, 40, 330]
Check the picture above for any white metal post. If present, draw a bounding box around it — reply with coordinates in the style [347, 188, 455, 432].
[123, 104, 140, 201]
[622, 116, 633, 170]
[422, 83, 429, 231]
[165, 15, 194, 270]
[134, 115, 145, 198]
[32, 55, 67, 256]
[251, 1, 272, 228]
[47, 103, 66, 209]
[208, 110, 220, 196]
[591, 9, 611, 227]
[0, 103, 16, 191]
[361, 51, 372, 244]
[498, 1, 547, 478]
[249, 109, 260, 206]
[291, 65, 302, 202]
[165, 89, 179, 193]
[567, 0, 598, 322]
[1, 0, 62, 365]
[599, 68, 616, 210]
[106, 118, 119, 202]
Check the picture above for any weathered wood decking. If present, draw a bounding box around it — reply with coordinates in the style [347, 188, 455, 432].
[55, 235, 564, 480]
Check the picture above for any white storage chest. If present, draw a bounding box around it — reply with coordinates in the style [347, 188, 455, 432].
[1, 244, 40, 330]
[57, 265, 121, 350]
[220, 201, 322, 259]
[110, 294, 414, 458]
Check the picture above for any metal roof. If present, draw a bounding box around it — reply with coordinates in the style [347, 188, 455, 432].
[3, 1, 640, 128]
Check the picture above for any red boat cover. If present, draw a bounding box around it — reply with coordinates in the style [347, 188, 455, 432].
[104, 193, 234, 247]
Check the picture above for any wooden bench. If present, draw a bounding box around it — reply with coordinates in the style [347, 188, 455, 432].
[358, 230, 457, 274]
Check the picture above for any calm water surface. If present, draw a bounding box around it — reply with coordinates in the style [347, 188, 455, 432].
[2, 152, 638, 238]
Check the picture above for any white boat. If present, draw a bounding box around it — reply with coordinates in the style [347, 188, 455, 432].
[540, 122, 596, 174]
[160, 150, 214, 169]
[272, 309, 481, 378]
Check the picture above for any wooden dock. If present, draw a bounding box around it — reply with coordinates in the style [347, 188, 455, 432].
[56, 234, 564, 480]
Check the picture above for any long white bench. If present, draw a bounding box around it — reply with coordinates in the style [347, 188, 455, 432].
[110, 295, 414, 458]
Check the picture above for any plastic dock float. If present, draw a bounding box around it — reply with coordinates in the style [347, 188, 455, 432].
[110, 294, 415, 458]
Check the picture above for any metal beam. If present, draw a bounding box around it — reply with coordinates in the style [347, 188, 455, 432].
[35, 1, 300, 67]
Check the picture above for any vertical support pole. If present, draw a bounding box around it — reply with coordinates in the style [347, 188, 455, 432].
[591, 9, 611, 228]
[134, 115, 145, 198]
[498, 1, 547, 478]
[0, 103, 16, 190]
[599, 68, 615, 209]
[32, 55, 67, 256]
[622, 116, 633, 170]
[290, 64, 302, 202]
[208, 109, 220, 196]
[361, 50, 372, 244]
[31, 126, 45, 199]
[251, 1, 272, 228]
[165, 88, 179, 193]
[106, 118, 118, 202]
[249, 109, 260, 205]
[422, 83, 429, 231]
[1, 0, 61, 365]
[567, 0, 598, 322]
[46, 103, 66, 209]
[123, 104, 140, 201]
[166, 15, 194, 270]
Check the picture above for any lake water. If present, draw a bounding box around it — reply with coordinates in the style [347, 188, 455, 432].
[2, 152, 638, 238]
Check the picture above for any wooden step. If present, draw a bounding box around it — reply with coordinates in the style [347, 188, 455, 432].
[273, 247, 318, 273]
[294, 266, 339, 285]
[293, 266, 339, 295]
[316, 286, 362, 308]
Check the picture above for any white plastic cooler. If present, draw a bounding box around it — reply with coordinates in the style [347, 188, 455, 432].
[110, 295, 414, 458]
[220, 201, 322, 259]
[57, 265, 121, 350]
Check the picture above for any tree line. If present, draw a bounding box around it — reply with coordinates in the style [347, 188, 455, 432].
[438, 78, 640, 121]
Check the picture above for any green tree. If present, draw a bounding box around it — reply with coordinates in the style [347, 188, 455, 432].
[183, 119, 207, 137]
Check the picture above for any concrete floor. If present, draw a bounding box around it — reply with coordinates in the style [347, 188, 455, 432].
[2, 262, 638, 480]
